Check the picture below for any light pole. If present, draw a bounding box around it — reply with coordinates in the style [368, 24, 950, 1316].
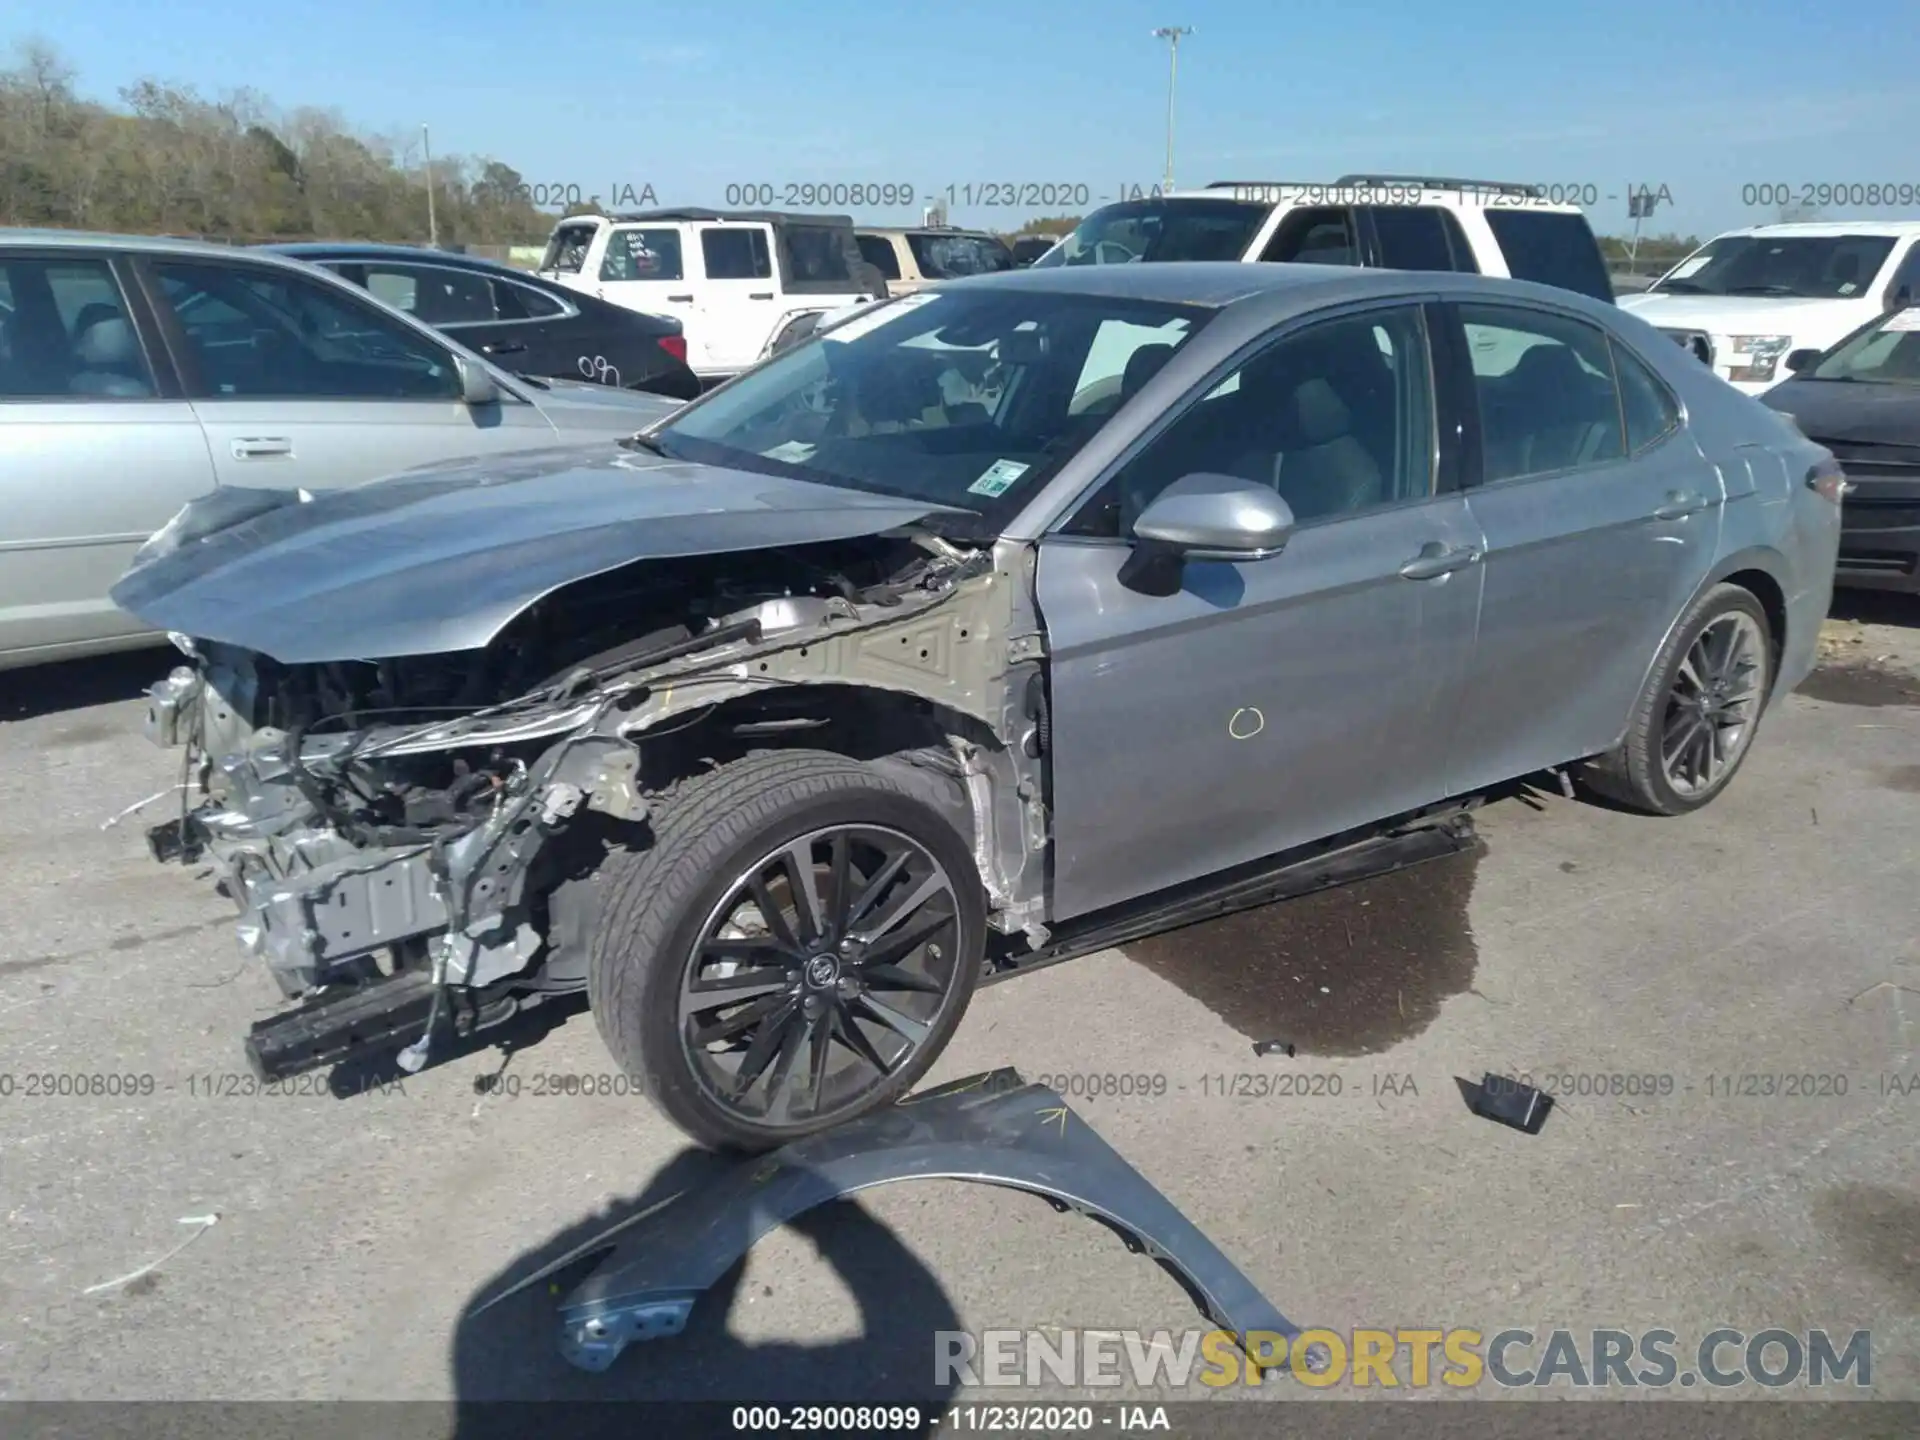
[1152, 26, 1192, 194]
[422, 124, 439, 248]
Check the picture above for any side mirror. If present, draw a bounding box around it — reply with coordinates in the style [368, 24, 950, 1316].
[1785, 348, 1822, 375]
[1119, 473, 1296, 596]
[454, 353, 500, 405]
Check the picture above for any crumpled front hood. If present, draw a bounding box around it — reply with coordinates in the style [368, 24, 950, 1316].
[110, 445, 961, 664]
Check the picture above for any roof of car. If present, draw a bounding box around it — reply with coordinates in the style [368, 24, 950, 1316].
[950, 260, 1626, 321]
[1150, 181, 1584, 214]
[0, 228, 315, 259]
[582, 209, 857, 227]
[1705, 220, 1920, 240]
[265, 241, 533, 275]
[857, 226, 1002, 239]
[944, 260, 1429, 307]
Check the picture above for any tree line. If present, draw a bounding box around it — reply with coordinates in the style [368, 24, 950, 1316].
[0, 39, 554, 245]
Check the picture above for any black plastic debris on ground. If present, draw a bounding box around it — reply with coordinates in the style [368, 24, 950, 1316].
[1252, 1039, 1296, 1057]
[1460, 1072, 1554, 1134]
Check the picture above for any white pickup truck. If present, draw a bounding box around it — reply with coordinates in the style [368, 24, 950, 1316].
[536, 208, 886, 385]
[1619, 221, 1920, 395]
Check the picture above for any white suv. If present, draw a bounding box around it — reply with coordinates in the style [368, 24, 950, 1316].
[536, 209, 885, 384]
[1031, 174, 1617, 302]
[1619, 221, 1920, 394]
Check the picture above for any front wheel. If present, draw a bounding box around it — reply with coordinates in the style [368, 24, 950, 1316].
[585, 750, 985, 1151]
[1583, 583, 1774, 815]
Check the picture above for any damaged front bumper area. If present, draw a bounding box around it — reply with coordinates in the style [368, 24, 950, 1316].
[145, 648, 649, 1079]
[132, 524, 1042, 1086]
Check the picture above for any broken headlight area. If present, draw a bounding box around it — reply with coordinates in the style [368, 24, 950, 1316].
[132, 532, 995, 1084]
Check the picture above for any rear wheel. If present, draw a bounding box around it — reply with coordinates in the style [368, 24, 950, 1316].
[1583, 584, 1773, 815]
[585, 750, 984, 1151]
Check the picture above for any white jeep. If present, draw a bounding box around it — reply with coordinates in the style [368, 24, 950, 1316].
[1618, 221, 1920, 395]
[536, 208, 886, 384]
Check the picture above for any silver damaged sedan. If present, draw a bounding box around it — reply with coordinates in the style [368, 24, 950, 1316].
[115, 263, 1842, 1150]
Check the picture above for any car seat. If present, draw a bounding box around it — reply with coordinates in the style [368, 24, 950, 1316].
[68, 315, 153, 397]
[1502, 343, 1618, 474]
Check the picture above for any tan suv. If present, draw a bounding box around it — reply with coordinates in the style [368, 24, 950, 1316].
[854, 226, 1015, 293]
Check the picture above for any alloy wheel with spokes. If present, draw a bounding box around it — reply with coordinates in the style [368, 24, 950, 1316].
[1659, 610, 1766, 797]
[679, 823, 966, 1130]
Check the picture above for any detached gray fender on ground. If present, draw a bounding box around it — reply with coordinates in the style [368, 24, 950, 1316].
[549, 1068, 1300, 1373]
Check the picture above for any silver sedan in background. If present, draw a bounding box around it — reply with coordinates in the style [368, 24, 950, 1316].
[0, 230, 678, 671]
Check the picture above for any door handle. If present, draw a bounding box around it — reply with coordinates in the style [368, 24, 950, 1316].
[1652, 490, 1707, 520]
[749, 291, 775, 300]
[667, 293, 695, 303]
[1398, 542, 1483, 580]
[481, 341, 527, 356]
[230, 437, 292, 459]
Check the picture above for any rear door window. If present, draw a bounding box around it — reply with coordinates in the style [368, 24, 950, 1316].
[491, 276, 568, 320]
[1457, 302, 1625, 481]
[701, 227, 773, 281]
[1369, 206, 1474, 272]
[0, 256, 157, 398]
[1260, 207, 1360, 265]
[1482, 209, 1614, 301]
[361, 264, 498, 324]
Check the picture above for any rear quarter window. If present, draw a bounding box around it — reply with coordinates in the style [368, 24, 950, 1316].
[1483, 209, 1614, 302]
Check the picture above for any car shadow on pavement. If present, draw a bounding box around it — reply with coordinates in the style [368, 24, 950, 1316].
[0, 647, 171, 722]
[447, 1146, 961, 1433]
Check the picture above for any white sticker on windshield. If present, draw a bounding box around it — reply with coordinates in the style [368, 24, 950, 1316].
[763, 440, 817, 462]
[1883, 307, 1920, 332]
[968, 459, 1029, 497]
[821, 292, 939, 344]
[1667, 255, 1711, 279]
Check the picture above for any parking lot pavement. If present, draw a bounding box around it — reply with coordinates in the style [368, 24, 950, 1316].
[2, 604, 1918, 1404]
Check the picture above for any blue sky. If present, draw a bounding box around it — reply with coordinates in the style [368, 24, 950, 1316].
[11, 0, 1920, 237]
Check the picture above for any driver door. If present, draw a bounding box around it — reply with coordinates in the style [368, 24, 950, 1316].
[142, 257, 549, 492]
[1034, 301, 1486, 921]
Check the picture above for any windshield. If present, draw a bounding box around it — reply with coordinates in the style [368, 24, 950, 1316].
[650, 288, 1211, 518]
[907, 232, 1014, 279]
[1032, 199, 1268, 267]
[539, 222, 598, 275]
[1648, 234, 1896, 299]
[1808, 307, 1920, 385]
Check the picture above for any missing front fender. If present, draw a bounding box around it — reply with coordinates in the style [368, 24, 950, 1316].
[547, 1068, 1299, 1374]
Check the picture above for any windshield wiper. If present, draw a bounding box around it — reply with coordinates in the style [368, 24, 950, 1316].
[619, 432, 670, 456]
[513, 371, 552, 389]
[1650, 280, 1709, 294]
[1724, 284, 1800, 296]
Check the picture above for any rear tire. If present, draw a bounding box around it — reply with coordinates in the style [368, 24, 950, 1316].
[585, 749, 985, 1152]
[1582, 583, 1773, 816]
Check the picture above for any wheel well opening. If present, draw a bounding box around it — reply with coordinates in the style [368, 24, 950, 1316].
[1723, 568, 1787, 672]
[626, 683, 998, 786]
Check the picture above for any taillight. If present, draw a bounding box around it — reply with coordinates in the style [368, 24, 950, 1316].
[657, 334, 688, 363]
[1807, 456, 1853, 503]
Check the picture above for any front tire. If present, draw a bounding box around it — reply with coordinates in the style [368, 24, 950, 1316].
[1583, 583, 1774, 815]
[585, 749, 985, 1151]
